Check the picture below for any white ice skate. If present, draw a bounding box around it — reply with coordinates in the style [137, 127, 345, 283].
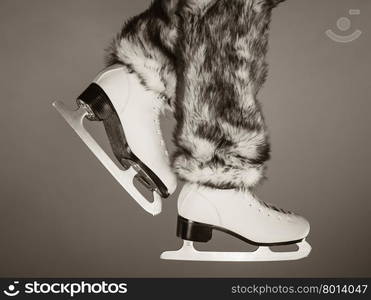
[53, 65, 177, 215]
[161, 183, 311, 261]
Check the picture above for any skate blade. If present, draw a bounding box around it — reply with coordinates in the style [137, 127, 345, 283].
[160, 240, 311, 262]
[52, 100, 162, 216]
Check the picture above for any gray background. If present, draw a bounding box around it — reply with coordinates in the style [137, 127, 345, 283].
[0, 0, 370, 277]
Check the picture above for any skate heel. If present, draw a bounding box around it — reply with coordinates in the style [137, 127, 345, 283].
[76, 83, 171, 199]
[176, 215, 212, 243]
[77, 83, 114, 121]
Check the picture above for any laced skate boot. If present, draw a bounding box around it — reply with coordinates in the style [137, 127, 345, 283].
[53, 65, 177, 215]
[161, 183, 311, 261]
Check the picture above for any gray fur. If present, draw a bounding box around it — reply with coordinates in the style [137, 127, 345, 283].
[105, 0, 218, 109]
[172, 0, 286, 190]
[106, 0, 181, 108]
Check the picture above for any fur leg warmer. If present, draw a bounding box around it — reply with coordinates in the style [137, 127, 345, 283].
[105, 0, 219, 109]
[106, 0, 180, 109]
[172, 0, 286, 190]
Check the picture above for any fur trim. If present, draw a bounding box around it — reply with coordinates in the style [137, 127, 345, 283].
[172, 0, 285, 189]
[173, 151, 266, 189]
[106, 0, 180, 108]
[105, 0, 219, 109]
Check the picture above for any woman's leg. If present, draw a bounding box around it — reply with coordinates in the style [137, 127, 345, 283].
[161, 1, 311, 261]
[173, 0, 286, 190]
[106, 0, 181, 109]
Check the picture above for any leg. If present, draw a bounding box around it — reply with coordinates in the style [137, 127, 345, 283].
[53, 0, 182, 215]
[163, 0, 311, 261]
[107, 0, 181, 109]
[173, 0, 277, 189]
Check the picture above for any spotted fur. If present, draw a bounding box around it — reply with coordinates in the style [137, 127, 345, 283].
[106, 0, 181, 108]
[172, 0, 286, 190]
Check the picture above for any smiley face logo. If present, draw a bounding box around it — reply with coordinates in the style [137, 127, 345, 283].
[326, 9, 362, 43]
[3, 281, 20, 297]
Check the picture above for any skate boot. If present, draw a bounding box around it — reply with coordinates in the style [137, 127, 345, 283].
[53, 65, 177, 215]
[161, 183, 311, 261]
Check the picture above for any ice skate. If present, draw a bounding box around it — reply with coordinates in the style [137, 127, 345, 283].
[161, 183, 311, 261]
[53, 65, 177, 215]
